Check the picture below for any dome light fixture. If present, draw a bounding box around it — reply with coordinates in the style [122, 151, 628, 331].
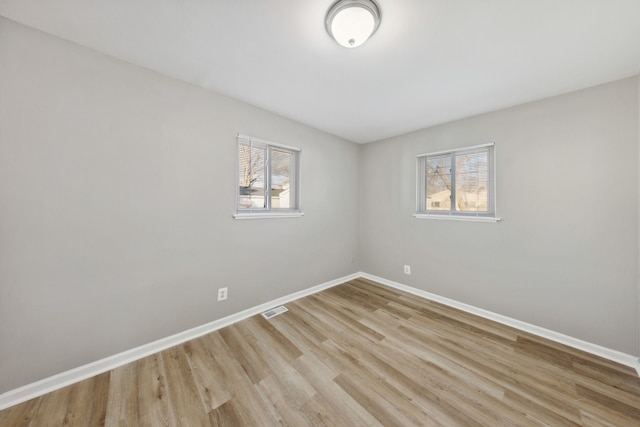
[325, 0, 381, 48]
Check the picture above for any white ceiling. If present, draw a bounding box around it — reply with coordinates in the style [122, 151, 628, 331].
[1, 0, 639, 143]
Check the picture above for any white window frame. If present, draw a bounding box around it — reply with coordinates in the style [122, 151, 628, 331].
[414, 143, 501, 222]
[233, 134, 303, 219]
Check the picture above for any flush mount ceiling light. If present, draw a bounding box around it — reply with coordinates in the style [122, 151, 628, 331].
[325, 0, 381, 48]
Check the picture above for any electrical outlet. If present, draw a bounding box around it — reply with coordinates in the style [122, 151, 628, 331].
[404, 265, 411, 275]
[217, 287, 228, 301]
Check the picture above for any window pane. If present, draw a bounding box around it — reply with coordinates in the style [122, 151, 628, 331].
[455, 150, 489, 212]
[238, 142, 266, 209]
[426, 155, 451, 211]
[270, 149, 293, 209]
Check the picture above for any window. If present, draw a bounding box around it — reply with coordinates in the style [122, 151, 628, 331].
[415, 143, 498, 221]
[234, 134, 302, 219]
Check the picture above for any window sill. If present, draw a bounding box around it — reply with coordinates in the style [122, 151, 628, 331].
[413, 214, 502, 222]
[233, 212, 305, 220]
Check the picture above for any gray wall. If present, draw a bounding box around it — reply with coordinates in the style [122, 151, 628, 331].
[0, 18, 360, 393]
[360, 77, 640, 356]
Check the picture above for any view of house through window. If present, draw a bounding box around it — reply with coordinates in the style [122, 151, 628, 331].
[237, 135, 300, 215]
[418, 144, 495, 217]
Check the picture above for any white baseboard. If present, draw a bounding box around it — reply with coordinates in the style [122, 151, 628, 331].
[359, 272, 640, 372]
[2, 271, 638, 411]
[0, 272, 360, 411]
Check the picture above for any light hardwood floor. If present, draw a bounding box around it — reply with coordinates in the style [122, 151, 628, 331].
[1, 278, 639, 426]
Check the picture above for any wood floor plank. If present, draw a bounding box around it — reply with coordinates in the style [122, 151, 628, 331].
[572, 358, 640, 396]
[218, 324, 271, 384]
[104, 362, 140, 426]
[2, 278, 639, 426]
[298, 393, 351, 427]
[292, 353, 384, 427]
[333, 372, 426, 427]
[354, 278, 520, 341]
[399, 310, 582, 398]
[181, 338, 231, 412]
[26, 373, 109, 427]
[76, 372, 110, 426]
[132, 353, 176, 426]
[244, 315, 303, 364]
[575, 384, 640, 424]
[160, 346, 210, 425]
[391, 321, 584, 424]
[357, 308, 510, 401]
[502, 389, 581, 427]
[255, 374, 314, 426]
[313, 327, 476, 427]
[579, 410, 622, 427]
[0, 395, 41, 426]
[309, 295, 386, 342]
[318, 307, 532, 426]
[207, 400, 246, 427]
[202, 332, 281, 427]
[26, 385, 74, 426]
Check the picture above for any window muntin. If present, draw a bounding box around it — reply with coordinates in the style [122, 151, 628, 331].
[418, 144, 495, 217]
[237, 135, 300, 214]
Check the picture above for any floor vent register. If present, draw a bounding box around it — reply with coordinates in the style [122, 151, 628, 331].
[261, 305, 288, 320]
